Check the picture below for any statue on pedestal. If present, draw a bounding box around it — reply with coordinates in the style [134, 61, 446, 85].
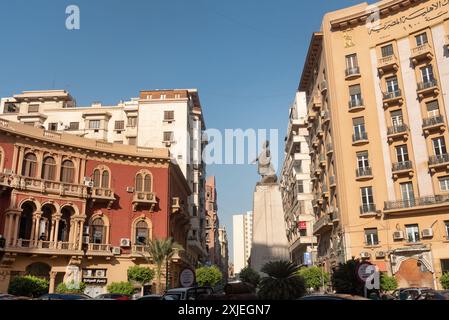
[252, 141, 277, 184]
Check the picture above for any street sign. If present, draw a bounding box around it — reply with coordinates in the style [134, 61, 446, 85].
[179, 268, 195, 288]
[298, 221, 307, 230]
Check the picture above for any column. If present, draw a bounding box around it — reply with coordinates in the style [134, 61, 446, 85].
[53, 218, 60, 244]
[49, 271, 57, 294]
[49, 220, 55, 247]
[78, 219, 85, 250]
[4, 214, 12, 245]
[33, 213, 42, 245]
[12, 213, 20, 246]
[30, 216, 36, 243]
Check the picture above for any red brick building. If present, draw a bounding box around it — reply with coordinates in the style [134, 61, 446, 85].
[0, 119, 195, 296]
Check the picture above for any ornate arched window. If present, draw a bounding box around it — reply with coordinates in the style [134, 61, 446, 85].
[135, 174, 143, 192]
[144, 175, 151, 192]
[93, 169, 101, 188]
[101, 171, 109, 189]
[135, 220, 149, 245]
[135, 171, 152, 193]
[41, 157, 56, 181]
[22, 153, 37, 177]
[90, 218, 105, 244]
[60, 160, 75, 183]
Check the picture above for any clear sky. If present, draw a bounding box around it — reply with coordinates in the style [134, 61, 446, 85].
[0, 0, 372, 262]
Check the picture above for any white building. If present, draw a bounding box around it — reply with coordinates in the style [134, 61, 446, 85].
[0, 89, 208, 261]
[280, 92, 317, 266]
[232, 211, 253, 275]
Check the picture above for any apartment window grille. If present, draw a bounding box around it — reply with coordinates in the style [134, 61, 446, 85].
[89, 120, 100, 129]
[406, 224, 420, 243]
[163, 131, 174, 142]
[114, 120, 125, 130]
[365, 228, 379, 246]
[127, 117, 137, 127]
[164, 111, 175, 121]
[349, 85, 363, 107]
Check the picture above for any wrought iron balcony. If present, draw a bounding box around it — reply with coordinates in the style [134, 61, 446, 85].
[392, 161, 413, 172]
[356, 167, 373, 179]
[360, 204, 376, 215]
[428, 153, 449, 168]
[417, 79, 439, 98]
[382, 90, 402, 104]
[349, 98, 364, 111]
[345, 66, 361, 80]
[313, 214, 332, 235]
[384, 194, 449, 213]
[387, 124, 408, 136]
[352, 132, 368, 145]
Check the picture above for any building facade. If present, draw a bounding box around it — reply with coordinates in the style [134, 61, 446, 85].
[0, 89, 209, 262]
[300, 0, 449, 289]
[232, 211, 253, 275]
[205, 176, 220, 267]
[218, 227, 229, 281]
[0, 119, 194, 295]
[280, 92, 317, 266]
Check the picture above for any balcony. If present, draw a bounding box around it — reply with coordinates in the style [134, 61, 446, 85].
[132, 191, 157, 211]
[428, 153, 449, 172]
[326, 143, 334, 155]
[382, 90, 403, 107]
[90, 187, 115, 208]
[417, 79, 439, 99]
[360, 203, 377, 216]
[316, 127, 324, 139]
[345, 66, 361, 80]
[322, 185, 329, 198]
[422, 115, 445, 136]
[352, 132, 369, 146]
[321, 110, 330, 125]
[319, 154, 326, 167]
[5, 240, 82, 256]
[348, 98, 365, 112]
[330, 208, 340, 222]
[384, 194, 449, 215]
[307, 110, 317, 122]
[310, 95, 322, 111]
[313, 215, 333, 235]
[321, 80, 328, 94]
[392, 161, 414, 179]
[312, 137, 320, 149]
[377, 55, 399, 76]
[387, 124, 409, 143]
[329, 175, 336, 188]
[410, 43, 433, 66]
[86, 243, 113, 257]
[356, 167, 373, 181]
[313, 165, 322, 176]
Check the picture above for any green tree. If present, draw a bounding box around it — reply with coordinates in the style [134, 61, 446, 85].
[107, 281, 135, 295]
[380, 273, 398, 292]
[331, 258, 364, 296]
[144, 237, 183, 293]
[239, 267, 261, 288]
[56, 281, 86, 294]
[440, 272, 449, 289]
[8, 275, 49, 298]
[196, 265, 223, 287]
[127, 266, 155, 295]
[258, 261, 306, 300]
[298, 266, 330, 291]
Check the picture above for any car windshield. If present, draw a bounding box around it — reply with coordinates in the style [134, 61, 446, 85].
[164, 294, 181, 300]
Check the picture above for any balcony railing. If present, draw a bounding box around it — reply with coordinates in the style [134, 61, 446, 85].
[387, 124, 408, 136]
[428, 153, 449, 166]
[378, 55, 398, 74]
[132, 191, 157, 211]
[91, 187, 115, 200]
[6, 240, 81, 253]
[417, 79, 438, 92]
[345, 66, 361, 79]
[349, 98, 364, 110]
[352, 132, 368, 143]
[410, 43, 433, 64]
[422, 115, 444, 128]
[360, 204, 376, 215]
[392, 161, 413, 172]
[87, 243, 112, 254]
[383, 90, 402, 101]
[13, 176, 88, 198]
[356, 167, 372, 178]
[384, 194, 449, 211]
[313, 215, 332, 234]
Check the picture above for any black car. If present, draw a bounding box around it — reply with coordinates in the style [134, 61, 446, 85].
[37, 293, 92, 300]
[299, 294, 369, 300]
[416, 290, 449, 300]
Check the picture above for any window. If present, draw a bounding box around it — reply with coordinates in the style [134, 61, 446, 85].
[441, 259, 449, 274]
[42, 157, 56, 181]
[361, 187, 374, 209]
[439, 177, 449, 191]
[135, 172, 152, 192]
[381, 44, 394, 57]
[4, 102, 19, 113]
[93, 169, 101, 188]
[346, 54, 358, 69]
[426, 101, 440, 117]
[432, 137, 447, 156]
[415, 32, 428, 46]
[28, 104, 39, 113]
[390, 110, 403, 127]
[164, 111, 175, 121]
[357, 151, 369, 169]
[353, 117, 366, 140]
[193, 183, 199, 194]
[400, 182, 415, 207]
[69, 122, 79, 131]
[135, 220, 149, 245]
[128, 137, 136, 145]
[421, 65, 435, 84]
[163, 131, 174, 142]
[444, 221, 449, 239]
[22, 153, 37, 177]
[406, 224, 420, 243]
[127, 117, 137, 127]
[48, 123, 58, 131]
[349, 85, 362, 107]
[386, 76, 399, 93]
[60, 160, 75, 183]
[90, 218, 105, 244]
[114, 120, 124, 130]
[297, 180, 304, 194]
[101, 171, 109, 189]
[365, 228, 379, 246]
[89, 120, 100, 129]
[396, 145, 409, 163]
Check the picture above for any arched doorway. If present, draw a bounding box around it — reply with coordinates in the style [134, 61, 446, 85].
[18, 202, 36, 245]
[58, 206, 75, 242]
[25, 262, 51, 281]
[395, 258, 434, 289]
[40, 204, 56, 243]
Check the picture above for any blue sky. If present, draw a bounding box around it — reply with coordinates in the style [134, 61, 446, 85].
[0, 0, 370, 262]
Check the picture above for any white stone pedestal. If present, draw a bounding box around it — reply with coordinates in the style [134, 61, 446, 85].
[250, 183, 289, 273]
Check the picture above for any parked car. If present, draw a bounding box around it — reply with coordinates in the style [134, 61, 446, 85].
[299, 294, 369, 300]
[0, 294, 31, 300]
[95, 293, 132, 300]
[416, 290, 449, 300]
[392, 287, 433, 300]
[37, 293, 92, 300]
[162, 287, 214, 300]
[136, 294, 163, 300]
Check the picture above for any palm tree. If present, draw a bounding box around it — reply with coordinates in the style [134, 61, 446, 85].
[144, 238, 183, 293]
[258, 260, 306, 300]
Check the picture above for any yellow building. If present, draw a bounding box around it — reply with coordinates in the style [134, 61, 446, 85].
[300, 0, 449, 289]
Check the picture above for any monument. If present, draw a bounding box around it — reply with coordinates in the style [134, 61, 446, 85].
[250, 141, 289, 273]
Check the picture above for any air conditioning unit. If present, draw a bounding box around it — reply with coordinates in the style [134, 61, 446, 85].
[84, 180, 94, 188]
[360, 251, 371, 259]
[120, 238, 131, 247]
[375, 251, 386, 259]
[112, 247, 121, 255]
[126, 187, 134, 193]
[82, 236, 90, 244]
[393, 230, 404, 240]
[421, 228, 433, 238]
[83, 176, 91, 183]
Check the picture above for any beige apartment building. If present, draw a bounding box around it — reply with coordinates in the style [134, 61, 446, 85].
[301, 0, 449, 289]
